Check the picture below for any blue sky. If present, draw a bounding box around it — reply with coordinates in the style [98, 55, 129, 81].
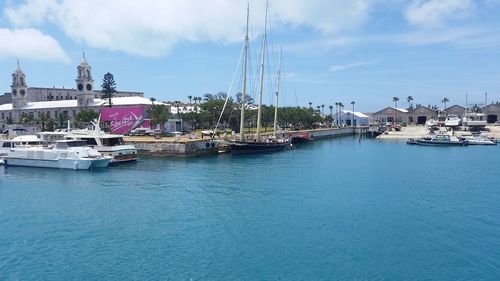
[1, 0, 500, 112]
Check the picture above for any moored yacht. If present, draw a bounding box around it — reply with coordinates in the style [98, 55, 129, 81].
[415, 134, 467, 146]
[65, 130, 138, 163]
[0, 135, 44, 156]
[37, 121, 138, 163]
[4, 140, 111, 170]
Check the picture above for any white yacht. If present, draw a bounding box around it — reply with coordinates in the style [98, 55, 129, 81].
[462, 112, 487, 128]
[4, 140, 111, 170]
[65, 130, 138, 163]
[444, 114, 461, 127]
[0, 135, 44, 157]
[38, 122, 138, 163]
[459, 133, 496, 145]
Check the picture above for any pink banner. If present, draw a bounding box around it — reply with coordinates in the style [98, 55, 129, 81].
[100, 106, 150, 134]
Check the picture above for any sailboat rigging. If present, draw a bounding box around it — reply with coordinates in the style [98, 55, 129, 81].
[228, 0, 291, 155]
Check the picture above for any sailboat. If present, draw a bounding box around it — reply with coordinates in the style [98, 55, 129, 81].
[229, 1, 291, 155]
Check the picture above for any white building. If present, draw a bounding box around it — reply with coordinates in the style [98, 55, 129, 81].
[0, 55, 145, 128]
[338, 110, 369, 126]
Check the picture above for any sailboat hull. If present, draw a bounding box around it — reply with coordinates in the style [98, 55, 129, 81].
[229, 141, 290, 155]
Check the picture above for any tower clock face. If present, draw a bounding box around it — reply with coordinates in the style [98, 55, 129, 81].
[78, 83, 83, 91]
[12, 89, 17, 95]
[86, 84, 92, 91]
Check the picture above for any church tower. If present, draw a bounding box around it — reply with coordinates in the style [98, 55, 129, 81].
[75, 52, 95, 106]
[11, 61, 28, 109]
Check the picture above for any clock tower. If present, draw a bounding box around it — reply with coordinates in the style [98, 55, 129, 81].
[76, 52, 95, 106]
[11, 61, 28, 110]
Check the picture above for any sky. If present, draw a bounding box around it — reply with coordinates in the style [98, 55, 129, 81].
[1, 0, 500, 112]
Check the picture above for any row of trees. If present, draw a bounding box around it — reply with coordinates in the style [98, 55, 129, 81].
[5, 109, 99, 131]
[168, 95, 334, 132]
[394, 96, 451, 111]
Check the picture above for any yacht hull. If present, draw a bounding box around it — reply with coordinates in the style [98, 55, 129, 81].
[229, 141, 290, 155]
[5, 157, 110, 170]
[415, 140, 467, 146]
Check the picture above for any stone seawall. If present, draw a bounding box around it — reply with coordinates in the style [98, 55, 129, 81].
[127, 139, 221, 157]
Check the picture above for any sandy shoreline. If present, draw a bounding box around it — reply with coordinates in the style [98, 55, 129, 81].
[377, 125, 500, 140]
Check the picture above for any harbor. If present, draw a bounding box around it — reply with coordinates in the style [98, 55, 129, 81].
[2, 0, 500, 280]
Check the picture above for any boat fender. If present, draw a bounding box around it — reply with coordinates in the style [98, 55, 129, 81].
[211, 142, 215, 148]
[205, 142, 210, 148]
[73, 161, 78, 170]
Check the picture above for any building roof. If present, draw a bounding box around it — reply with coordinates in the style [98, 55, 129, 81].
[341, 110, 369, 118]
[0, 96, 161, 111]
[372, 107, 409, 115]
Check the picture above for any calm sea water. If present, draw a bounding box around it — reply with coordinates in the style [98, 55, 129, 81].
[1, 137, 500, 280]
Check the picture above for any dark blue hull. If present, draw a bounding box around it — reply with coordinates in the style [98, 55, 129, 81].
[229, 141, 290, 155]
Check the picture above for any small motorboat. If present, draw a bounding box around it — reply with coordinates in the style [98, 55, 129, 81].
[459, 133, 497, 145]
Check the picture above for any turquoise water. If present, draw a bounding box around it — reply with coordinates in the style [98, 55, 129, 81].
[1, 137, 500, 280]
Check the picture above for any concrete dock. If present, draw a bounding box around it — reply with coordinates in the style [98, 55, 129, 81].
[124, 127, 356, 156]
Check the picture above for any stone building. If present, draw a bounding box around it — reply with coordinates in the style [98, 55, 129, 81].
[370, 107, 409, 124]
[444, 105, 466, 119]
[0, 55, 147, 128]
[408, 105, 438, 125]
[484, 103, 500, 123]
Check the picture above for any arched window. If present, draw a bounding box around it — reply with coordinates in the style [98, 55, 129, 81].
[20, 77, 24, 85]
[86, 69, 90, 78]
[78, 69, 82, 77]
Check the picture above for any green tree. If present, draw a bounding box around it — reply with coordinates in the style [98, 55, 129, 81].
[58, 112, 67, 128]
[148, 99, 169, 129]
[75, 109, 99, 126]
[188, 95, 193, 104]
[442, 97, 449, 111]
[393, 96, 400, 124]
[46, 119, 55, 131]
[406, 96, 413, 110]
[39, 112, 49, 131]
[101, 72, 117, 108]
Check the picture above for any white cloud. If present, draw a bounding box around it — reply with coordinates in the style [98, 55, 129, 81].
[329, 60, 379, 72]
[4, 0, 375, 57]
[0, 28, 69, 62]
[405, 0, 475, 28]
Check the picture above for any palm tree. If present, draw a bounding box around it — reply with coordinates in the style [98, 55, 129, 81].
[150, 97, 156, 104]
[316, 105, 320, 114]
[350, 101, 355, 127]
[442, 97, 449, 111]
[335, 102, 339, 125]
[321, 104, 325, 116]
[329, 105, 333, 117]
[39, 112, 49, 131]
[393, 97, 399, 124]
[188, 95, 193, 104]
[338, 102, 344, 125]
[406, 96, 413, 110]
[308, 102, 313, 109]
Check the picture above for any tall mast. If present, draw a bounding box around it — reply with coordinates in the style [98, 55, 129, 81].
[273, 48, 282, 137]
[256, 0, 268, 139]
[239, 3, 250, 141]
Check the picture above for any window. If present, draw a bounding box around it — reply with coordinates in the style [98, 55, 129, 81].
[1, 113, 4, 119]
[82, 138, 97, 145]
[72, 110, 76, 117]
[63, 111, 68, 118]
